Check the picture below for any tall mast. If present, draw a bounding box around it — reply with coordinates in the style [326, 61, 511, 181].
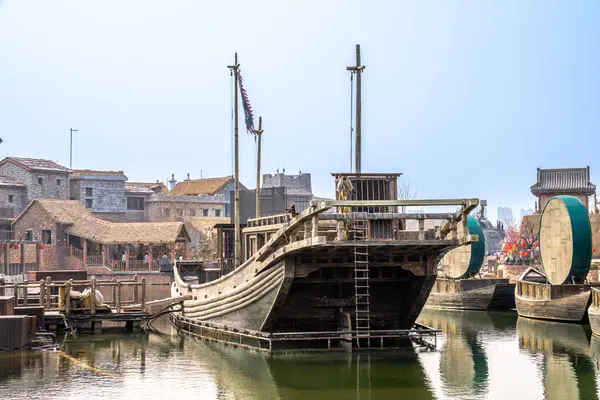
[346, 44, 365, 173]
[227, 53, 241, 268]
[255, 117, 263, 218]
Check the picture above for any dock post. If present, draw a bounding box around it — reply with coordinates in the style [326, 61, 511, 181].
[90, 276, 96, 315]
[2, 245, 7, 275]
[45, 277, 51, 309]
[116, 281, 122, 313]
[112, 278, 117, 306]
[65, 279, 72, 316]
[0, 277, 4, 296]
[22, 281, 28, 306]
[133, 275, 139, 304]
[39, 279, 45, 309]
[140, 277, 146, 313]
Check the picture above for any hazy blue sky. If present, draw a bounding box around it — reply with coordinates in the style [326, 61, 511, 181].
[1, 1, 598, 222]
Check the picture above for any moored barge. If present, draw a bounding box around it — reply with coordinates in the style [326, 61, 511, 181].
[516, 195, 598, 322]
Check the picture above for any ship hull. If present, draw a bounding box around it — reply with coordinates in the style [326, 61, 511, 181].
[425, 278, 515, 311]
[172, 238, 447, 333]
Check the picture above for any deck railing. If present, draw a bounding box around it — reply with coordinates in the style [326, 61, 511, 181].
[86, 254, 103, 266]
[0, 275, 148, 315]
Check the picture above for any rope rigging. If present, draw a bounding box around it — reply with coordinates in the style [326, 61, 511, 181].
[350, 71, 355, 173]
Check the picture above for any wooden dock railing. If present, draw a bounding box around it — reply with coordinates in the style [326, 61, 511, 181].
[0, 275, 148, 315]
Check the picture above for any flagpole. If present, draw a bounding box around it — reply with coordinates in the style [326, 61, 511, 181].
[346, 44, 365, 173]
[255, 117, 263, 218]
[228, 53, 241, 269]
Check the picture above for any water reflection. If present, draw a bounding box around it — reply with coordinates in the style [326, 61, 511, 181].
[517, 318, 598, 400]
[3, 307, 600, 399]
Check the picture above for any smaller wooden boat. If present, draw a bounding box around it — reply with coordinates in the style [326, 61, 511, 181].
[425, 215, 515, 311]
[588, 288, 600, 336]
[516, 195, 598, 322]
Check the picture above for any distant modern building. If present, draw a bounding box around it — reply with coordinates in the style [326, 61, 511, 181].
[497, 207, 514, 223]
[520, 208, 534, 219]
[531, 167, 596, 212]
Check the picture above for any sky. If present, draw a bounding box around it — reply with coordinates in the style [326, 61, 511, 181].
[1, 1, 599, 222]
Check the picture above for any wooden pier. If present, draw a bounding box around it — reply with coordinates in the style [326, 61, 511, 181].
[0, 276, 188, 332]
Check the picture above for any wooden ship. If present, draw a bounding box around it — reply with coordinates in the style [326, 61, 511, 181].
[587, 288, 600, 336]
[516, 195, 597, 322]
[170, 46, 480, 347]
[424, 214, 515, 311]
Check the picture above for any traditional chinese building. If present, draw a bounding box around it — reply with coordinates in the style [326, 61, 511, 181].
[12, 199, 189, 270]
[531, 167, 596, 212]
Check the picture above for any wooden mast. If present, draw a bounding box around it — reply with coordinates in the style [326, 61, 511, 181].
[227, 53, 241, 268]
[255, 117, 263, 218]
[346, 44, 365, 173]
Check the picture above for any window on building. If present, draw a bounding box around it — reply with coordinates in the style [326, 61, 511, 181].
[202, 209, 209, 217]
[25, 230, 33, 241]
[38, 177, 43, 185]
[85, 199, 93, 209]
[215, 209, 221, 217]
[8, 195, 13, 204]
[56, 179, 62, 186]
[42, 230, 52, 244]
[85, 187, 93, 197]
[163, 208, 170, 217]
[176, 209, 183, 217]
[189, 209, 196, 217]
[127, 197, 145, 211]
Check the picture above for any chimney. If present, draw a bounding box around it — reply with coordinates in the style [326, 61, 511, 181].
[186, 173, 191, 181]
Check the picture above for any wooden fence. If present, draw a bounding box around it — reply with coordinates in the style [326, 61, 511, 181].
[0, 275, 148, 316]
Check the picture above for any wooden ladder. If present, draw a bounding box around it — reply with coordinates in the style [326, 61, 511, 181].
[351, 219, 370, 347]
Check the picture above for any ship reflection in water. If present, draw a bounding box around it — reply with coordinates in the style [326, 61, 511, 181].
[1, 311, 600, 399]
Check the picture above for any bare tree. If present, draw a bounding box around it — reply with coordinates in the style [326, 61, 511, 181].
[398, 180, 423, 230]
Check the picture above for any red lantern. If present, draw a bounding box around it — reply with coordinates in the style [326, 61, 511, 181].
[533, 241, 539, 247]
[524, 251, 530, 257]
[13, 243, 18, 249]
[520, 241, 526, 247]
[519, 250, 526, 258]
[502, 243, 511, 252]
[593, 248, 597, 253]
[39, 243, 45, 249]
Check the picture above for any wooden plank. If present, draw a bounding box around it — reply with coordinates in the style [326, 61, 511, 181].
[323, 199, 478, 208]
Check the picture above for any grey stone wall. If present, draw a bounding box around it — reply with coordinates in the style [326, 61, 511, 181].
[262, 173, 312, 193]
[146, 198, 225, 222]
[0, 162, 70, 213]
[0, 187, 26, 216]
[71, 179, 126, 213]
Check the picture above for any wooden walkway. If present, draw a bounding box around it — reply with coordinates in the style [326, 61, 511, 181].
[0, 276, 189, 332]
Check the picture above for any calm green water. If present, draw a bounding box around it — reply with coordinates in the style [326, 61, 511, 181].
[1, 307, 599, 399]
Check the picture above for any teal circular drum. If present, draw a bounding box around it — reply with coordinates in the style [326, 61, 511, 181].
[540, 195, 592, 285]
[441, 215, 486, 279]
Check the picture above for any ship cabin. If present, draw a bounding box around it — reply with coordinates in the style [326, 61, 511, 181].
[241, 172, 478, 264]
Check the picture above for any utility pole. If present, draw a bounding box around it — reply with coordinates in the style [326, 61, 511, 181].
[227, 54, 241, 268]
[255, 117, 263, 218]
[346, 45, 365, 173]
[69, 128, 79, 169]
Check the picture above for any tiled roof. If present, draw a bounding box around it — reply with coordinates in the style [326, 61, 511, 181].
[14, 199, 188, 245]
[1, 157, 70, 173]
[125, 184, 155, 195]
[172, 176, 236, 195]
[0, 175, 25, 187]
[184, 217, 230, 234]
[72, 169, 126, 177]
[127, 182, 167, 193]
[531, 167, 596, 195]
